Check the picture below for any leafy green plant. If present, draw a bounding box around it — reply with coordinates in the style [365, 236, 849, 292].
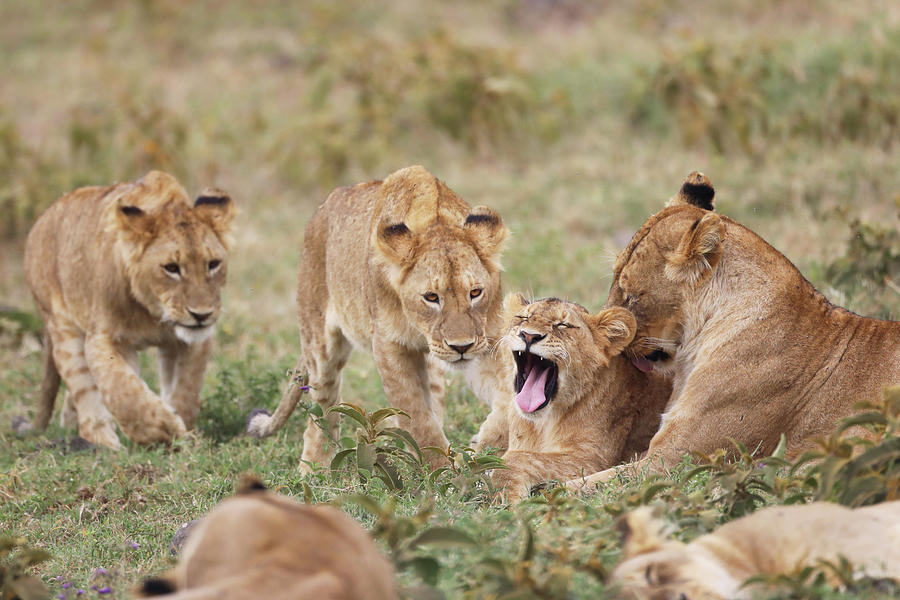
[825, 202, 900, 319]
[746, 556, 900, 600]
[339, 494, 475, 590]
[0, 537, 50, 600]
[196, 354, 288, 443]
[425, 445, 505, 500]
[327, 403, 424, 490]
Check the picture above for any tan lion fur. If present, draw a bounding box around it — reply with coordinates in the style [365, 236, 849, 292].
[138, 477, 396, 600]
[492, 295, 670, 502]
[568, 172, 900, 491]
[610, 501, 900, 599]
[246, 165, 512, 469]
[24, 171, 235, 448]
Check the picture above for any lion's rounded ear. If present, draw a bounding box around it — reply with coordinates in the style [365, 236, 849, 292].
[194, 188, 236, 239]
[588, 307, 636, 355]
[464, 206, 508, 258]
[502, 292, 529, 320]
[667, 171, 715, 211]
[114, 201, 157, 242]
[665, 212, 725, 284]
[616, 506, 670, 559]
[375, 221, 418, 267]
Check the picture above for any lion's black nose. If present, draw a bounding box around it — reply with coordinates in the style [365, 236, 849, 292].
[189, 309, 213, 324]
[449, 342, 474, 355]
[519, 331, 545, 346]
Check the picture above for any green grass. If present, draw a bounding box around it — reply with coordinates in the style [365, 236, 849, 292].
[2, 1, 900, 598]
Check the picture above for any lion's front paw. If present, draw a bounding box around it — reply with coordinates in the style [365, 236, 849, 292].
[123, 408, 187, 445]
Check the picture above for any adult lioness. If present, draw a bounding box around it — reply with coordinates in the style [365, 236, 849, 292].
[138, 477, 396, 600]
[24, 171, 235, 448]
[610, 501, 900, 599]
[247, 166, 510, 469]
[493, 295, 670, 502]
[568, 172, 900, 491]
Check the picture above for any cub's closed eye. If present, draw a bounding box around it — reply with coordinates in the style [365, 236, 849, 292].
[555, 322, 574, 329]
[423, 292, 440, 303]
[470, 288, 483, 299]
[209, 259, 221, 270]
[163, 263, 180, 275]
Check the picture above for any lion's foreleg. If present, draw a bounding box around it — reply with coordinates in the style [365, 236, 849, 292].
[159, 338, 212, 430]
[44, 318, 121, 449]
[495, 450, 597, 502]
[84, 333, 186, 445]
[374, 340, 449, 468]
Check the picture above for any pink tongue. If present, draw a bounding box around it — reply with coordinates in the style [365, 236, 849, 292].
[632, 356, 654, 373]
[516, 363, 550, 413]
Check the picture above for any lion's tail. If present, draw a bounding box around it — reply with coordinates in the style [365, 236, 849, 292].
[246, 354, 309, 438]
[34, 329, 61, 431]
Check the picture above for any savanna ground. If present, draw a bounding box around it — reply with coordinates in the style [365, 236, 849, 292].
[2, 1, 900, 598]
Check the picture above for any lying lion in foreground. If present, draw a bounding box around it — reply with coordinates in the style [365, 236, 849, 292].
[569, 172, 900, 491]
[492, 294, 670, 502]
[139, 478, 395, 600]
[611, 501, 900, 599]
[247, 165, 512, 469]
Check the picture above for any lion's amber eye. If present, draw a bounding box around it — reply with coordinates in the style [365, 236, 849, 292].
[209, 259, 221, 271]
[470, 288, 483, 299]
[423, 292, 440, 303]
[164, 263, 181, 275]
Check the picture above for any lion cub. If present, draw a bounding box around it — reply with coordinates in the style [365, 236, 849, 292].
[492, 295, 670, 501]
[24, 171, 235, 448]
[611, 501, 900, 599]
[248, 166, 511, 470]
[139, 477, 396, 600]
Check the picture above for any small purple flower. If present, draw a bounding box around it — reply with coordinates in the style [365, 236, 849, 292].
[76, 590, 85, 596]
[62, 582, 72, 589]
[97, 587, 112, 595]
[57, 595, 65, 600]
[130, 541, 139, 549]
[93, 567, 108, 576]
[90, 585, 97, 591]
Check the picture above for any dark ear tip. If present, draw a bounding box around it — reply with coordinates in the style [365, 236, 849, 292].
[465, 213, 499, 226]
[139, 577, 176, 596]
[237, 473, 267, 494]
[119, 205, 143, 216]
[678, 171, 715, 211]
[195, 191, 231, 207]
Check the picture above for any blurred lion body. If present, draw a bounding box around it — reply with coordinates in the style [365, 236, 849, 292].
[247, 165, 512, 469]
[611, 501, 900, 599]
[139, 480, 396, 600]
[492, 295, 669, 501]
[23, 171, 235, 448]
[569, 173, 900, 490]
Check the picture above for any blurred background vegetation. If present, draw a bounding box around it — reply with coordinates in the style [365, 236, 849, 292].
[1, 1, 900, 597]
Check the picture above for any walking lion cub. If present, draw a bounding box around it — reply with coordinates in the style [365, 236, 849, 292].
[24, 171, 235, 448]
[247, 166, 511, 469]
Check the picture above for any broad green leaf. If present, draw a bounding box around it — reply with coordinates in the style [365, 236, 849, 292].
[330, 448, 355, 471]
[327, 403, 369, 429]
[371, 407, 410, 426]
[357, 442, 377, 472]
[399, 556, 441, 586]
[408, 526, 476, 549]
[379, 427, 423, 463]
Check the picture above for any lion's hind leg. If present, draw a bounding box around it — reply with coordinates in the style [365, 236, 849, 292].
[34, 328, 61, 431]
[299, 326, 353, 474]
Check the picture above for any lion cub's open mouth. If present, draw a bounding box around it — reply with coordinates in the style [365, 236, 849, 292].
[513, 350, 559, 413]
